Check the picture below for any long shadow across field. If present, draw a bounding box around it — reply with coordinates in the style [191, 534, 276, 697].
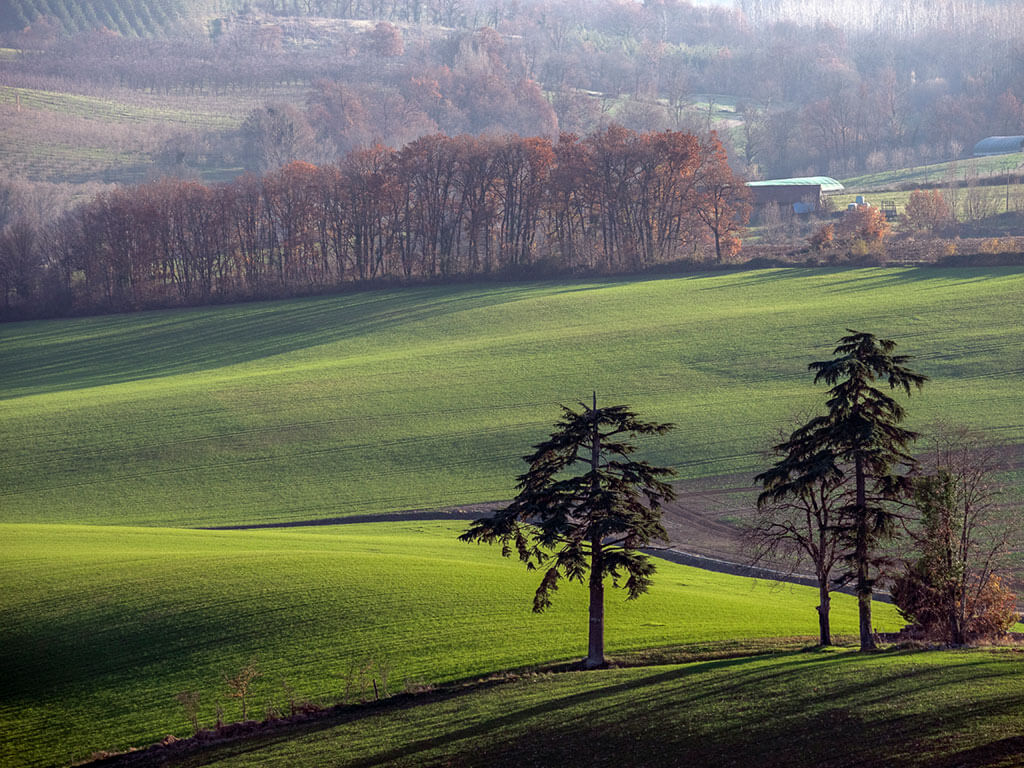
[340, 653, 1024, 768]
[0, 283, 547, 398]
[695, 265, 1018, 293]
[6, 267, 1020, 399]
[90, 650, 1024, 768]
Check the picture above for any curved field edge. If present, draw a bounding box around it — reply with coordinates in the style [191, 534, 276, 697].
[0, 522, 903, 768]
[2, 267, 1022, 527]
[135, 648, 1024, 768]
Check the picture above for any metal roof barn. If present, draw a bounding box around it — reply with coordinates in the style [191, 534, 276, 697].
[745, 176, 844, 210]
[973, 136, 1024, 156]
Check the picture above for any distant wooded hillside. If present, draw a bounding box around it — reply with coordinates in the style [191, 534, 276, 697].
[1, 0, 1021, 223]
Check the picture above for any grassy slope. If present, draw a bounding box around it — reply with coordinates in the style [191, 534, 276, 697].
[832, 153, 1024, 221]
[830, 188, 1023, 222]
[0, 521, 902, 768]
[166, 648, 1024, 768]
[840, 152, 1024, 192]
[0, 83, 265, 184]
[2, 269, 1022, 528]
[0, 86, 240, 129]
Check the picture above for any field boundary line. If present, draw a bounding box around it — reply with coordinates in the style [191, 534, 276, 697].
[198, 510, 889, 600]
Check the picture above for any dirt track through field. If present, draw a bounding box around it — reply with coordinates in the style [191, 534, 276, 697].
[201, 475, 887, 597]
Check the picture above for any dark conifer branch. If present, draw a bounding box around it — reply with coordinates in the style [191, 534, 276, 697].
[459, 397, 675, 669]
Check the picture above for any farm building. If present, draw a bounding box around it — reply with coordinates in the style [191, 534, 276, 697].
[745, 176, 844, 213]
[972, 136, 1024, 156]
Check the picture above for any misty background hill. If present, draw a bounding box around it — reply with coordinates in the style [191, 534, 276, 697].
[1, 0, 1020, 210]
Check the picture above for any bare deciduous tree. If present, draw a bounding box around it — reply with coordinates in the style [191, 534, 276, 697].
[892, 425, 1021, 644]
[225, 659, 262, 722]
[749, 419, 847, 646]
[174, 690, 202, 735]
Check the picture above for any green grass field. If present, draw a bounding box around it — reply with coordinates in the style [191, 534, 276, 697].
[160, 648, 1024, 768]
[2, 269, 1022, 528]
[0, 521, 902, 768]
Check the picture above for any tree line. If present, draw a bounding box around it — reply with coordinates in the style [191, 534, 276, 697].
[0, 126, 749, 319]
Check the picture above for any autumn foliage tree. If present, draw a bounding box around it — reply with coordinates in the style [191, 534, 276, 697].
[892, 476, 1017, 644]
[0, 218, 40, 309]
[2, 126, 750, 318]
[364, 21, 404, 58]
[549, 127, 730, 271]
[809, 223, 835, 251]
[902, 189, 953, 235]
[695, 133, 751, 262]
[839, 205, 890, 244]
[240, 104, 316, 173]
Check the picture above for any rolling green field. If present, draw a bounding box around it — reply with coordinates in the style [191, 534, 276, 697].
[0, 521, 902, 768]
[2, 269, 1022, 766]
[2, 269, 1022, 528]
[158, 649, 1024, 768]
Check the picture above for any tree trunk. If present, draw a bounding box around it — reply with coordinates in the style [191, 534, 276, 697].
[951, 575, 965, 645]
[857, 575, 874, 649]
[950, 594, 963, 645]
[855, 455, 876, 651]
[817, 581, 832, 646]
[584, 391, 606, 670]
[586, 533, 606, 669]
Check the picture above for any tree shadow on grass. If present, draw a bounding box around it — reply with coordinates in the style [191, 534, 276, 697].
[693, 265, 1020, 294]
[409, 652, 1024, 768]
[168, 656, 767, 768]
[926, 734, 1024, 768]
[83, 649, 1024, 768]
[815, 266, 1015, 294]
[164, 651, 864, 766]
